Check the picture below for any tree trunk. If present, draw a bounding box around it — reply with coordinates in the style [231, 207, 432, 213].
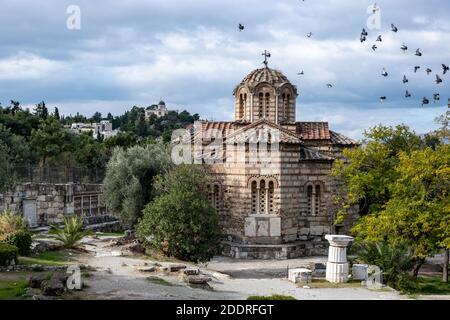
[443, 249, 449, 283]
[413, 260, 424, 278]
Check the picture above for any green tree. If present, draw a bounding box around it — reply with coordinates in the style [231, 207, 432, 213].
[72, 132, 108, 172]
[0, 143, 14, 192]
[53, 107, 60, 121]
[352, 145, 450, 278]
[103, 131, 138, 150]
[137, 165, 222, 262]
[332, 124, 422, 222]
[91, 112, 102, 123]
[102, 142, 173, 228]
[34, 101, 48, 120]
[30, 118, 73, 165]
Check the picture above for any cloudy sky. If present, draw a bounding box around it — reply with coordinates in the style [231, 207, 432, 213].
[0, 0, 449, 138]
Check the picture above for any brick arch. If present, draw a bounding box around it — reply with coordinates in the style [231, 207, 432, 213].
[247, 175, 279, 189]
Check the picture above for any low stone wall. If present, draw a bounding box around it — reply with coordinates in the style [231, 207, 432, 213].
[222, 240, 328, 260]
[0, 182, 109, 226]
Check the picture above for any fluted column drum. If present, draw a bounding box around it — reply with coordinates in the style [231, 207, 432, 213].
[325, 235, 353, 283]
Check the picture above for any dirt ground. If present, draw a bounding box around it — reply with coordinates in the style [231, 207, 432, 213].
[2, 235, 448, 300]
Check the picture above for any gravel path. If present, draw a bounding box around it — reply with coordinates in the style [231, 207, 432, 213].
[68, 236, 409, 300]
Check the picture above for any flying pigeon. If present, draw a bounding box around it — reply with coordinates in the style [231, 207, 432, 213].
[391, 24, 398, 32]
[361, 28, 368, 37]
[380, 96, 386, 103]
[307, 32, 313, 38]
[426, 68, 432, 75]
[381, 68, 388, 77]
[414, 66, 421, 73]
[436, 75, 443, 84]
[297, 70, 304, 75]
[422, 97, 429, 106]
[405, 90, 411, 98]
[433, 93, 440, 102]
[442, 64, 449, 75]
[238, 24, 245, 32]
[403, 75, 409, 84]
[401, 43, 408, 52]
[372, 44, 377, 51]
[415, 48, 422, 56]
[326, 84, 333, 88]
[360, 35, 367, 43]
[376, 35, 382, 42]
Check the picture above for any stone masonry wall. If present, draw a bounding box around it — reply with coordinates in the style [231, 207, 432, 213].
[0, 183, 107, 226]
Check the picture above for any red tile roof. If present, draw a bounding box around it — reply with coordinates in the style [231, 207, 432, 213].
[296, 122, 331, 140]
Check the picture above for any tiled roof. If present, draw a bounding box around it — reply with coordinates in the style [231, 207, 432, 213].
[226, 119, 303, 144]
[330, 130, 358, 146]
[296, 122, 331, 140]
[233, 67, 297, 95]
[299, 147, 334, 161]
[241, 68, 290, 87]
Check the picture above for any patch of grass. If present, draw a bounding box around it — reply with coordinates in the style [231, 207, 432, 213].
[247, 294, 296, 300]
[146, 276, 176, 287]
[306, 279, 363, 289]
[18, 250, 77, 266]
[413, 276, 450, 295]
[0, 279, 28, 300]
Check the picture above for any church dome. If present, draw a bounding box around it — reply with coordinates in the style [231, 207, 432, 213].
[234, 67, 297, 95]
[233, 65, 298, 124]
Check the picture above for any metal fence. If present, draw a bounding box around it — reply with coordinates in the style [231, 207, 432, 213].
[11, 165, 105, 184]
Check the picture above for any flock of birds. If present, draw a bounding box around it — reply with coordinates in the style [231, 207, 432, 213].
[360, 23, 448, 106]
[237, 7, 449, 107]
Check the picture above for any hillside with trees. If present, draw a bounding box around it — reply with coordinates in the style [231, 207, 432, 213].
[0, 100, 199, 190]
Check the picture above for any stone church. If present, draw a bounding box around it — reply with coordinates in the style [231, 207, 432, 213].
[185, 61, 357, 259]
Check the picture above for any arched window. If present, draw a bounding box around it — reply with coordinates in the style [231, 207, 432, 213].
[306, 183, 322, 215]
[243, 93, 247, 119]
[307, 185, 313, 215]
[250, 178, 277, 214]
[239, 94, 244, 119]
[315, 185, 321, 215]
[281, 93, 290, 121]
[259, 180, 266, 214]
[268, 181, 274, 213]
[251, 181, 257, 213]
[258, 93, 264, 119]
[207, 183, 221, 213]
[265, 93, 270, 118]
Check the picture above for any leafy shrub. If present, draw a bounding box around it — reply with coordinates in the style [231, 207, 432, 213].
[0, 210, 26, 241]
[102, 142, 173, 228]
[5, 230, 32, 256]
[137, 165, 222, 262]
[355, 241, 419, 291]
[0, 242, 18, 266]
[50, 216, 92, 248]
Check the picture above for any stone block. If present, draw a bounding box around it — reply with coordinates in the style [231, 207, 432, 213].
[257, 220, 269, 237]
[288, 268, 312, 284]
[310, 226, 324, 236]
[244, 218, 257, 237]
[352, 264, 368, 280]
[299, 227, 310, 235]
[269, 217, 281, 237]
